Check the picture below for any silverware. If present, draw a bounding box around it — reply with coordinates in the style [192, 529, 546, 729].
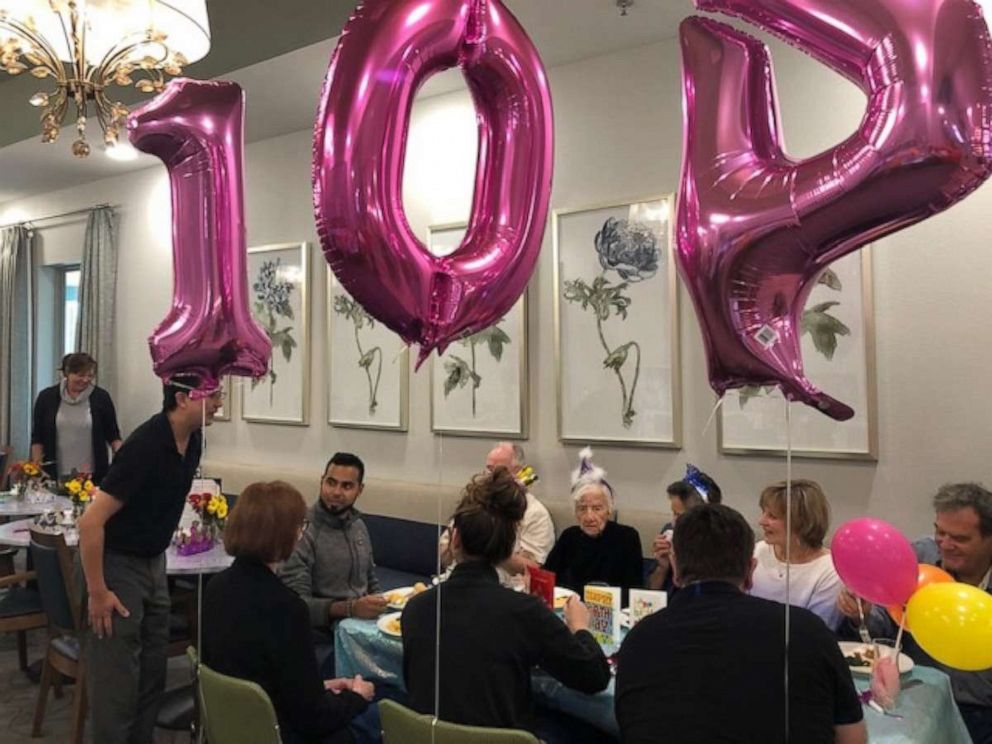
[857, 598, 872, 644]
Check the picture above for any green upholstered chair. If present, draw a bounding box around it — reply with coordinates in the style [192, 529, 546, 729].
[192, 647, 282, 744]
[379, 699, 541, 744]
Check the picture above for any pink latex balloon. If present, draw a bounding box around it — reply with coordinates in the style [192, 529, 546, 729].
[313, 0, 554, 365]
[129, 79, 271, 392]
[832, 518, 919, 607]
[677, 0, 992, 420]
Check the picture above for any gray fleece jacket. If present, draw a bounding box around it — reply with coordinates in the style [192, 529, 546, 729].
[280, 501, 380, 628]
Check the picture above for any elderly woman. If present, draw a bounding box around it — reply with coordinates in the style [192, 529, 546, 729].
[647, 465, 722, 591]
[403, 466, 610, 741]
[749, 479, 844, 631]
[203, 481, 374, 744]
[543, 448, 643, 602]
[30, 352, 122, 484]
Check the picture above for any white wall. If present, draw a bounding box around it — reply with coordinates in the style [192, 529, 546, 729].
[2, 35, 989, 538]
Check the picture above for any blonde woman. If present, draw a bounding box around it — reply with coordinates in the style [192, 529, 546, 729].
[750, 479, 844, 630]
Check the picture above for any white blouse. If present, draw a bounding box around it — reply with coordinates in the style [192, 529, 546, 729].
[749, 540, 844, 631]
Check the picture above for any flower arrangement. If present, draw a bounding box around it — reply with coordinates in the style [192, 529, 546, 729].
[174, 492, 228, 555]
[59, 472, 95, 513]
[9, 460, 53, 501]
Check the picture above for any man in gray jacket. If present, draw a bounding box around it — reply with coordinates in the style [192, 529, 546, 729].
[281, 452, 387, 670]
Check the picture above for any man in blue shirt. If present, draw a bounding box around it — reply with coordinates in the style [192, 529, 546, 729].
[838, 482, 992, 743]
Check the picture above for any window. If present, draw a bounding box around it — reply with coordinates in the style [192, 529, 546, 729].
[60, 267, 80, 360]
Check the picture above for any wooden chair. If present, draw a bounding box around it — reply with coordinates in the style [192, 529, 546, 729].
[0, 566, 46, 672]
[379, 699, 541, 744]
[30, 528, 87, 744]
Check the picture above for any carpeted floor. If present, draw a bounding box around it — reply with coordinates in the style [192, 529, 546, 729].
[0, 625, 192, 743]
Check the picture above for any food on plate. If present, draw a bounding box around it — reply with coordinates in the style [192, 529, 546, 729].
[384, 616, 402, 635]
[844, 647, 876, 668]
[385, 582, 429, 608]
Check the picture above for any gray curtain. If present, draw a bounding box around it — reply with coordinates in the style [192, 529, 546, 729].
[0, 225, 34, 456]
[76, 206, 119, 396]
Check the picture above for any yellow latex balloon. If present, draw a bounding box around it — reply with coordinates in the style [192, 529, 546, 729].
[906, 582, 992, 671]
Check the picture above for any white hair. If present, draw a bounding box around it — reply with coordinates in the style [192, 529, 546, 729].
[570, 447, 615, 509]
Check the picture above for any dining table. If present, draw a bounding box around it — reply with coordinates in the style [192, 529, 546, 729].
[334, 616, 973, 743]
[0, 516, 233, 575]
[0, 492, 73, 517]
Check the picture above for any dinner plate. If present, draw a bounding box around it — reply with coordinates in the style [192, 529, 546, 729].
[384, 586, 415, 610]
[377, 611, 403, 638]
[553, 587, 577, 610]
[838, 641, 914, 675]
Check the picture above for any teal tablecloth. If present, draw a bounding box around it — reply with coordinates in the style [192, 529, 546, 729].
[334, 618, 972, 743]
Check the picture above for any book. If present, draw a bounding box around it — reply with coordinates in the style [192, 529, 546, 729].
[629, 588, 667, 625]
[584, 585, 621, 645]
[527, 565, 555, 609]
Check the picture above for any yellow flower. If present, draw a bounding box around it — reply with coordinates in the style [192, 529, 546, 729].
[67, 480, 81, 495]
[206, 499, 218, 514]
[216, 503, 228, 519]
[23, 463, 40, 477]
[79, 491, 90, 503]
[83, 480, 94, 493]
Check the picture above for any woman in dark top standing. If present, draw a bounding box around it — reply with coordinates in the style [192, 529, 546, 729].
[543, 448, 644, 603]
[31, 352, 122, 483]
[402, 467, 611, 738]
[203, 481, 374, 744]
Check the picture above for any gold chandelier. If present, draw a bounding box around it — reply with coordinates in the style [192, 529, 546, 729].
[0, 1, 210, 157]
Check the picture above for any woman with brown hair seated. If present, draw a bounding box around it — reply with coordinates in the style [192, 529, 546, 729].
[203, 481, 374, 744]
[402, 466, 611, 741]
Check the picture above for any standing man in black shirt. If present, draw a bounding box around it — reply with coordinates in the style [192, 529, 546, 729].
[78, 374, 222, 744]
[616, 503, 866, 744]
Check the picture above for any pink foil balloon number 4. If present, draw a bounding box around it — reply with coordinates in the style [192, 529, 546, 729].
[677, 0, 992, 420]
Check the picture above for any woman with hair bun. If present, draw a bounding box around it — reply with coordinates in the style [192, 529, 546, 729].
[402, 466, 610, 739]
[543, 448, 644, 603]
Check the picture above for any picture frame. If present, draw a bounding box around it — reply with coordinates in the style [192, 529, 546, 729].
[428, 222, 529, 439]
[553, 196, 682, 448]
[212, 375, 232, 422]
[718, 249, 878, 460]
[327, 268, 409, 431]
[242, 242, 311, 426]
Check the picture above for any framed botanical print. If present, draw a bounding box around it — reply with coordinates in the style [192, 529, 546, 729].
[554, 196, 682, 447]
[242, 242, 311, 425]
[428, 222, 528, 438]
[718, 249, 878, 460]
[327, 269, 409, 431]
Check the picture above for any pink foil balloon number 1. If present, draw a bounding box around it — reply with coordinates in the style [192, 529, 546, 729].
[677, 0, 992, 420]
[130, 79, 271, 392]
[313, 0, 554, 365]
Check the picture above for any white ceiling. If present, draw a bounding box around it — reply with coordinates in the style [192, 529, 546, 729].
[0, 0, 694, 205]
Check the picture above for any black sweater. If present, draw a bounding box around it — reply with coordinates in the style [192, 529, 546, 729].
[402, 560, 611, 733]
[30, 383, 121, 483]
[543, 521, 644, 604]
[202, 557, 367, 744]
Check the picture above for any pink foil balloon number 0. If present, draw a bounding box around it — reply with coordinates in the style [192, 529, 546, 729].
[313, 0, 554, 365]
[677, 0, 992, 420]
